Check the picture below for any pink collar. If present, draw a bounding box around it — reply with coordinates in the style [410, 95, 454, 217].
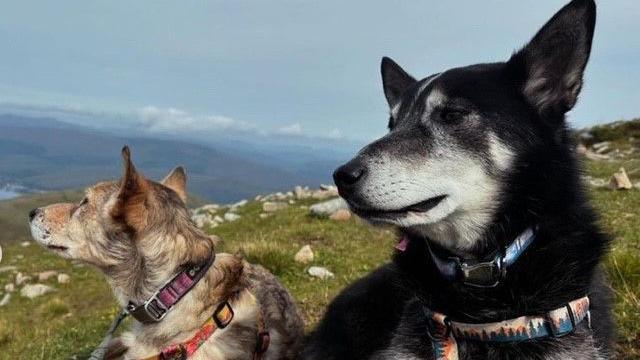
[127, 255, 215, 324]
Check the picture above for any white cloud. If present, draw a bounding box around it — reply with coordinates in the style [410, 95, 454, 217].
[0, 101, 349, 141]
[135, 106, 253, 133]
[276, 122, 303, 135]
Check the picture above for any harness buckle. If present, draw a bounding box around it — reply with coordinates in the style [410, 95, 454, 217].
[213, 301, 234, 329]
[457, 257, 503, 288]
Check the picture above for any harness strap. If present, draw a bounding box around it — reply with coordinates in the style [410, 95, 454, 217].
[139, 289, 270, 360]
[425, 296, 590, 360]
[140, 301, 233, 360]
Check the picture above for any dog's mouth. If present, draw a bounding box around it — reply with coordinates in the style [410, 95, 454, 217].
[46, 244, 68, 252]
[351, 195, 448, 218]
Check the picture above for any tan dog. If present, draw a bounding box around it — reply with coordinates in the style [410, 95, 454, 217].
[29, 147, 303, 359]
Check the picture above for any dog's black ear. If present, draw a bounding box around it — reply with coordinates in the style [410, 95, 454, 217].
[161, 166, 187, 204]
[111, 146, 149, 232]
[508, 0, 596, 119]
[381, 57, 417, 107]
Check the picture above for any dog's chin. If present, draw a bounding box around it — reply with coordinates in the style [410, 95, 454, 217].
[29, 223, 72, 257]
[350, 195, 455, 227]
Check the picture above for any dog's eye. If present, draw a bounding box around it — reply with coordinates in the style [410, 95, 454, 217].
[440, 108, 467, 122]
[79, 197, 89, 206]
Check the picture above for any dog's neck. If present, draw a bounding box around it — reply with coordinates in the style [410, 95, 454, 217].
[395, 145, 609, 321]
[120, 254, 248, 356]
[104, 227, 215, 305]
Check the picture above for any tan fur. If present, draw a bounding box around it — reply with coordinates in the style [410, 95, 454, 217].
[29, 146, 303, 359]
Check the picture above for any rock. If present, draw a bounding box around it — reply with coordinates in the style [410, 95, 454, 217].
[308, 266, 334, 279]
[259, 213, 270, 219]
[38, 271, 58, 281]
[191, 213, 210, 228]
[311, 187, 339, 200]
[575, 143, 588, 156]
[16, 254, 24, 260]
[0, 266, 18, 274]
[294, 245, 314, 264]
[224, 212, 241, 222]
[592, 141, 611, 153]
[609, 167, 633, 190]
[199, 204, 220, 212]
[310, 198, 349, 217]
[584, 150, 609, 161]
[584, 176, 607, 188]
[20, 284, 55, 299]
[213, 215, 224, 223]
[0, 293, 10, 307]
[231, 199, 248, 208]
[294, 186, 308, 199]
[20, 241, 31, 247]
[15, 272, 31, 286]
[263, 202, 288, 212]
[57, 273, 71, 284]
[4, 283, 15, 293]
[329, 209, 352, 221]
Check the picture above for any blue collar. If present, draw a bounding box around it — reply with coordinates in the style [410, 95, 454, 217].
[423, 227, 537, 288]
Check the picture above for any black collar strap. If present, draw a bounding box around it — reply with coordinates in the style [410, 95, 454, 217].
[425, 227, 537, 287]
[127, 254, 215, 324]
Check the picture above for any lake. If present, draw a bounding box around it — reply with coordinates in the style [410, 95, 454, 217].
[0, 189, 20, 201]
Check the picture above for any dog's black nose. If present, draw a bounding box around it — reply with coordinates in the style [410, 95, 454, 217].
[333, 161, 366, 191]
[29, 208, 40, 221]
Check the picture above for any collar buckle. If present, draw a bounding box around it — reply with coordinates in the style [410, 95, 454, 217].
[457, 256, 504, 288]
[128, 293, 169, 323]
[144, 294, 169, 322]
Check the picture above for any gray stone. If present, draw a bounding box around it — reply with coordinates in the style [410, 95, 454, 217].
[4, 283, 15, 293]
[294, 245, 314, 264]
[57, 273, 71, 284]
[0, 266, 17, 274]
[263, 202, 288, 212]
[15, 272, 31, 286]
[308, 266, 334, 280]
[609, 167, 633, 190]
[38, 271, 58, 281]
[0, 293, 10, 307]
[20, 284, 55, 299]
[224, 212, 241, 222]
[309, 198, 348, 217]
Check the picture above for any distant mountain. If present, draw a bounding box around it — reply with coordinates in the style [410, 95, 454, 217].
[0, 114, 346, 202]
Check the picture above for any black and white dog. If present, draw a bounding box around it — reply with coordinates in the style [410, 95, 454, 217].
[302, 0, 614, 359]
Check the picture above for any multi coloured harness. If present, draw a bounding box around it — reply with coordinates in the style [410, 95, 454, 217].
[396, 228, 592, 360]
[89, 254, 270, 360]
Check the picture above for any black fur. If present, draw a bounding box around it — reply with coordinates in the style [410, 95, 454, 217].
[303, 0, 614, 359]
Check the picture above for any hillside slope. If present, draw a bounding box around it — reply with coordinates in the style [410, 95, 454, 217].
[0, 114, 337, 202]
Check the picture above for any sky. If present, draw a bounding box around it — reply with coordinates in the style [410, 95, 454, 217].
[1, 0, 639, 143]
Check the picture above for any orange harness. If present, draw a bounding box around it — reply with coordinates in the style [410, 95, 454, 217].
[140, 292, 270, 360]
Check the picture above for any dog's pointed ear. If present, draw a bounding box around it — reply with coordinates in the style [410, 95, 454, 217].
[111, 146, 149, 232]
[508, 0, 596, 119]
[161, 166, 187, 204]
[381, 56, 417, 107]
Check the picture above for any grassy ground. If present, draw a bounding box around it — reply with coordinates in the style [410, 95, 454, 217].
[0, 163, 638, 359]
